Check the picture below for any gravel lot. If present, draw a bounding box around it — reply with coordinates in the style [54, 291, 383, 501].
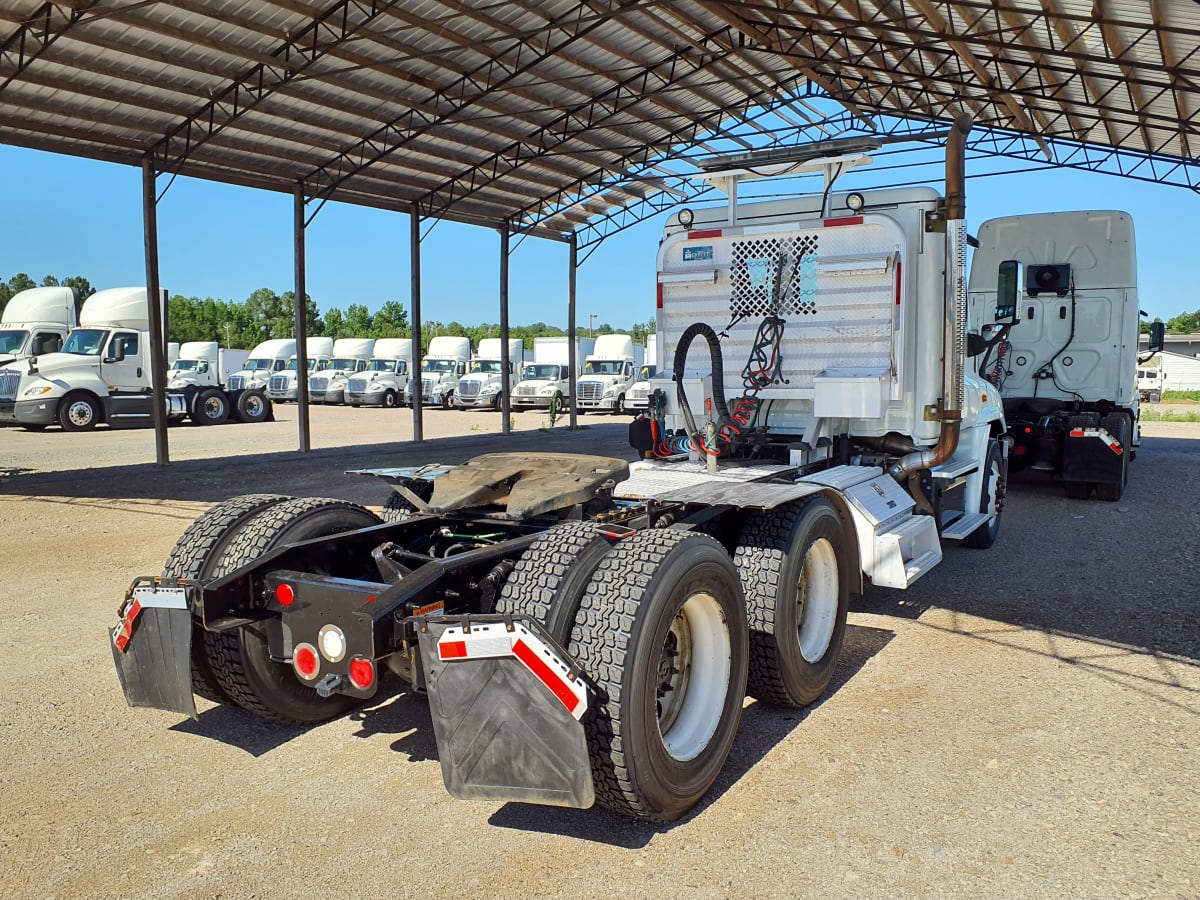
[1, 409, 1197, 899]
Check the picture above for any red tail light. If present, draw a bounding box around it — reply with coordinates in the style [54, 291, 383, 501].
[293, 643, 319, 680]
[276, 583, 295, 607]
[348, 657, 375, 689]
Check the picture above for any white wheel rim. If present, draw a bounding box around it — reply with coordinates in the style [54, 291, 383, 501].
[67, 401, 93, 426]
[983, 458, 1001, 520]
[797, 537, 839, 663]
[656, 591, 731, 762]
[203, 396, 224, 419]
[244, 395, 263, 417]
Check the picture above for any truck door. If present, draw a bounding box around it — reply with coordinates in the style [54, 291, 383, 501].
[103, 331, 153, 425]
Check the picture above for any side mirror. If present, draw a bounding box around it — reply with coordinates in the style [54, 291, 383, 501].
[995, 259, 1020, 323]
[1148, 321, 1165, 353]
[107, 339, 126, 363]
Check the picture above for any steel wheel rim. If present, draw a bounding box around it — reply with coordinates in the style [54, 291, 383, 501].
[203, 395, 224, 419]
[67, 400, 93, 426]
[797, 537, 839, 663]
[656, 591, 732, 762]
[243, 395, 263, 418]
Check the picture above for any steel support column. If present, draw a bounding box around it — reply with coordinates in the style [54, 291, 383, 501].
[141, 158, 169, 465]
[294, 184, 311, 452]
[568, 231, 578, 431]
[410, 205, 423, 443]
[499, 223, 511, 434]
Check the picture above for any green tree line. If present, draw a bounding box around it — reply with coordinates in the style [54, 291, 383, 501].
[1, 273, 656, 351]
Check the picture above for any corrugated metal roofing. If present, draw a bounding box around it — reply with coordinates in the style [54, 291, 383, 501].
[3, 1, 1198, 243]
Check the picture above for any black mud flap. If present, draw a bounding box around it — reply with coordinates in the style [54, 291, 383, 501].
[110, 581, 198, 720]
[416, 616, 594, 809]
[1063, 427, 1123, 486]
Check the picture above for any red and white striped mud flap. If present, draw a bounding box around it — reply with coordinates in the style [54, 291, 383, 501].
[416, 616, 594, 810]
[109, 578, 197, 720]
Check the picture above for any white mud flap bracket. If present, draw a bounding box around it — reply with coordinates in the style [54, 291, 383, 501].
[416, 616, 595, 809]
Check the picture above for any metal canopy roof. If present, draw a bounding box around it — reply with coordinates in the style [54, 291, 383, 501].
[3, 0, 1200, 246]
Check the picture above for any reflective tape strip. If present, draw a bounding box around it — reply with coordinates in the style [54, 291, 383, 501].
[435, 623, 587, 719]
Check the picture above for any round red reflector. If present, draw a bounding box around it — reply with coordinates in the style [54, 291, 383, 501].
[348, 657, 375, 689]
[293, 644, 318, 679]
[276, 583, 295, 607]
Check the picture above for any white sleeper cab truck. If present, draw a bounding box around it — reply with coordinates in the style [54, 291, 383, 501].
[512, 335, 595, 411]
[454, 337, 524, 410]
[405, 335, 471, 407]
[166, 342, 250, 390]
[227, 338, 295, 392]
[110, 124, 1012, 826]
[0, 286, 77, 367]
[346, 338, 410, 408]
[268, 336, 334, 402]
[966, 211, 1162, 502]
[625, 334, 658, 412]
[310, 338, 374, 404]
[576, 333, 637, 413]
[0, 287, 272, 429]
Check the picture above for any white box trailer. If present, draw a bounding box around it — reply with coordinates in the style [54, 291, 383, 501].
[0, 288, 272, 429]
[346, 337, 411, 408]
[511, 336, 596, 410]
[110, 124, 1014, 826]
[454, 337, 524, 410]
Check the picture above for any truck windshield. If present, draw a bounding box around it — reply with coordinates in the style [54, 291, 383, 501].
[172, 360, 199, 371]
[422, 359, 457, 373]
[330, 357, 359, 369]
[284, 358, 326, 371]
[62, 328, 108, 356]
[638, 365, 656, 380]
[366, 358, 404, 372]
[584, 360, 623, 375]
[243, 358, 273, 371]
[469, 360, 502, 374]
[522, 364, 561, 380]
[0, 330, 29, 354]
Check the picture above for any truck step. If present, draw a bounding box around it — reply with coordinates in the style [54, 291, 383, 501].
[940, 512, 990, 541]
[931, 456, 979, 479]
[869, 514, 942, 589]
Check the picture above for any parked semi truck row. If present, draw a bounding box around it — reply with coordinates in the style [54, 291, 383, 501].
[112, 123, 1032, 824]
[0, 287, 274, 430]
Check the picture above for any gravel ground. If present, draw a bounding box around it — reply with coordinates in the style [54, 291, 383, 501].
[1, 410, 1197, 899]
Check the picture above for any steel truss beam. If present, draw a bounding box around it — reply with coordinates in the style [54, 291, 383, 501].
[148, 0, 399, 177]
[0, 1, 99, 92]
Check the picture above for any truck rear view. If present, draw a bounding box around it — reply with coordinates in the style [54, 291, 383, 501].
[966, 211, 1143, 500]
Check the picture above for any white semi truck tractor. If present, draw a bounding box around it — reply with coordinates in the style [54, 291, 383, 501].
[267, 336, 334, 402]
[0, 287, 272, 429]
[227, 338, 296, 391]
[511, 335, 596, 411]
[110, 122, 1011, 825]
[346, 338, 411, 408]
[0, 286, 77, 367]
[966, 210, 1162, 501]
[310, 337, 375, 404]
[454, 337, 524, 410]
[575, 333, 638, 413]
[404, 335, 471, 408]
[625, 334, 658, 412]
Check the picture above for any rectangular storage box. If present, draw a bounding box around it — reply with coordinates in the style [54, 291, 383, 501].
[812, 367, 889, 419]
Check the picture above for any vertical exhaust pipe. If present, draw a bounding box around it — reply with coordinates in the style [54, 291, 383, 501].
[890, 115, 973, 481]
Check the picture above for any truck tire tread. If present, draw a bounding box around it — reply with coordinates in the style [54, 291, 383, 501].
[203, 497, 381, 723]
[162, 493, 293, 703]
[570, 529, 747, 822]
[494, 522, 615, 645]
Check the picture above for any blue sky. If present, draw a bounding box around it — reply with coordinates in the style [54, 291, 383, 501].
[2, 142, 1194, 327]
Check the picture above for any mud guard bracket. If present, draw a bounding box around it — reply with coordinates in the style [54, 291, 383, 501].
[416, 616, 594, 809]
